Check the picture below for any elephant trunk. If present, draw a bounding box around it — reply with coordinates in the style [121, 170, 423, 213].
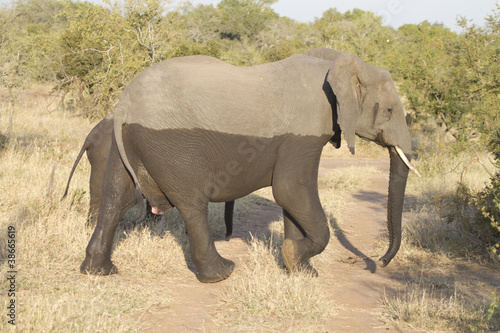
[379, 146, 410, 267]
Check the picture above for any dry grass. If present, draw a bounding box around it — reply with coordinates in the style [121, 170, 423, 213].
[318, 165, 379, 192]
[214, 228, 336, 332]
[0, 88, 175, 332]
[379, 144, 500, 332]
[381, 283, 499, 332]
[402, 144, 498, 262]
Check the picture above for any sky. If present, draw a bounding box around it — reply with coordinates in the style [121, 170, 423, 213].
[0, 0, 496, 32]
[187, 0, 497, 32]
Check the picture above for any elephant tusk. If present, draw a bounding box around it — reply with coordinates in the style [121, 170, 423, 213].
[395, 146, 421, 178]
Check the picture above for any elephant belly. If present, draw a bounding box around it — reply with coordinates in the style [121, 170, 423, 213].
[139, 175, 174, 214]
[123, 124, 277, 205]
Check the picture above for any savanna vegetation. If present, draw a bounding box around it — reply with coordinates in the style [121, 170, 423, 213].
[0, 0, 499, 331]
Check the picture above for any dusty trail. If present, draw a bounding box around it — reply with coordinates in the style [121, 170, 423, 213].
[141, 157, 408, 332]
[319, 158, 401, 332]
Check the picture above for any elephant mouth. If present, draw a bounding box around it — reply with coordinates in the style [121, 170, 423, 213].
[375, 131, 389, 148]
[394, 146, 421, 178]
[377, 131, 421, 177]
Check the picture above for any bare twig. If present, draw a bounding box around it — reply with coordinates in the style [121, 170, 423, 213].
[442, 154, 498, 182]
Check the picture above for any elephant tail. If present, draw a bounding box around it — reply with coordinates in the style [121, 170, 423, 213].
[62, 139, 89, 200]
[113, 111, 147, 219]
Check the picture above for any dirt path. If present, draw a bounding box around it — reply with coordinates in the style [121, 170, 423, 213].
[319, 158, 400, 332]
[141, 157, 406, 332]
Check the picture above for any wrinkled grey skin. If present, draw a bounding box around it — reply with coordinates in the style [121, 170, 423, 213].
[81, 49, 412, 283]
[63, 116, 236, 238]
[304, 47, 342, 61]
[65, 48, 339, 230]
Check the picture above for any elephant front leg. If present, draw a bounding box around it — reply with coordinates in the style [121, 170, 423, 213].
[272, 153, 330, 275]
[178, 205, 235, 282]
[282, 209, 324, 276]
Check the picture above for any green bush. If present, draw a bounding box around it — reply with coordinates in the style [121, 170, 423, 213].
[1, 0, 498, 124]
[476, 129, 500, 261]
[476, 169, 500, 262]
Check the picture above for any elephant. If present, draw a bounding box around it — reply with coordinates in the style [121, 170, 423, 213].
[62, 115, 114, 226]
[62, 115, 236, 239]
[81, 48, 415, 283]
[304, 47, 342, 61]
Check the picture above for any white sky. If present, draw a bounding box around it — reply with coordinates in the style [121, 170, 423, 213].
[0, 0, 496, 32]
[186, 0, 498, 32]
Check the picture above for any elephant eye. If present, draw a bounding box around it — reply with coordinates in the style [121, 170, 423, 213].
[387, 107, 393, 114]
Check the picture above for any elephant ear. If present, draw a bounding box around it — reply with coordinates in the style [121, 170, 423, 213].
[326, 53, 370, 155]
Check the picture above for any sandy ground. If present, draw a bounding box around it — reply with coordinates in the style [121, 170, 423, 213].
[136, 157, 498, 332]
[134, 157, 406, 332]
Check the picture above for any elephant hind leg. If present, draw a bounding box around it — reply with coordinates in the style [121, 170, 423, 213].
[81, 143, 136, 275]
[86, 198, 100, 227]
[224, 200, 235, 240]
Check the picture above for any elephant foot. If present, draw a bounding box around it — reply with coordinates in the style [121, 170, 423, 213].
[294, 261, 319, 277]
[80, 256, 118, 275]
[282, 239, 318, 277]
[196, 257, 235, 283]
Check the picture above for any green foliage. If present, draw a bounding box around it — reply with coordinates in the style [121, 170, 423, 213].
[489, 291, 499, 322]
[170, 40, 221, 59]
[453, 12, 500, 144]
[312, 8, 396, 66]
[476, 129, 500, 261]
[393, 6, 499, 144]
[394, 23, 459, 124]
[58, 1, 145, 116]
[259, 18, 316, 62]
[476, 170, 500, 262]
[0, 0, 64, 87]
[217, 0, 278, 41]
[175, 3, 221, 45]
[124, 0, 173, 64]
[60, 2, 112, 78]
[0, 0, 498, 135]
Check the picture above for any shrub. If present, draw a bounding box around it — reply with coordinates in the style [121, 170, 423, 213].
[476, 169, 500, 262]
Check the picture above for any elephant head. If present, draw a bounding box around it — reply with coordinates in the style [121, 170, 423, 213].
[327, 53, 415, 266]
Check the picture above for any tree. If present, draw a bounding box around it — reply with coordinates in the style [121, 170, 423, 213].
[124, 0, 173, 64]
[176, 3, 221, 45]
[312, 8, 396, 65]
[59, 1, 148, 117]
[217, 0, 278, 41]
[393, 22, 460, 132]
[1, 0, 65, 86]
[454, 8, 500, 144]
[258, 17, 317, 62]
